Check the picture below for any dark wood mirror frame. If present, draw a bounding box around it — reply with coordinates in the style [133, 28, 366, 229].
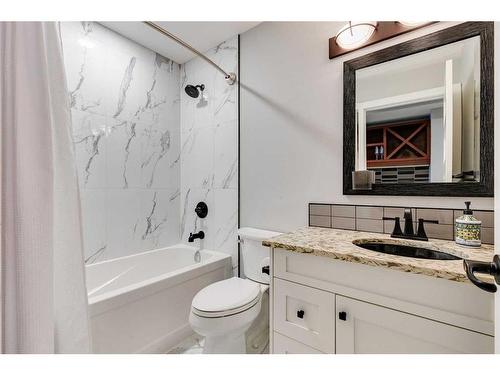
[343, 22, 494, 197]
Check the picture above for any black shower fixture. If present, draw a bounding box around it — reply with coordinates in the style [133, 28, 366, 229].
[195, 202, 208, 218]
[185, 84, 205, 98]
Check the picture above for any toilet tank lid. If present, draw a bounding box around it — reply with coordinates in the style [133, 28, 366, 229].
[238, 227, 282, 241]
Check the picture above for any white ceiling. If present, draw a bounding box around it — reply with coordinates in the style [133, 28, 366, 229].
[100, 21, 261, 64]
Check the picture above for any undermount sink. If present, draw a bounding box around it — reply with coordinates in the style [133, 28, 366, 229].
[352, 240, 462, 261]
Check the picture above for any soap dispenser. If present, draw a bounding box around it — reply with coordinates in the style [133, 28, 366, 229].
[455, 201, 481, 247]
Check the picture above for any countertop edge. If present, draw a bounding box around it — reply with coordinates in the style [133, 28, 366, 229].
[262, 232, 494, 284]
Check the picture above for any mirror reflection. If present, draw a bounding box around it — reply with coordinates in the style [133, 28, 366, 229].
[355, 36, 480, 184]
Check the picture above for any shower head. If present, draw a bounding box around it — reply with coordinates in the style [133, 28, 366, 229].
[185, 84, 205, 98]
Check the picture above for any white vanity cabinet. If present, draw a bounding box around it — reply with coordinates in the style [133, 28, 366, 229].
[270, 248, 495, 354]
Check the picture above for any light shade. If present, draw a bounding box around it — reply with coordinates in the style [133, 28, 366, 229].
[398, 21, 427, 27]
[335, 22, 377, 50]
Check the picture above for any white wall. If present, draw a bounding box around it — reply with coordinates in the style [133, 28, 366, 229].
[357, 62, 444, 103]
[240, 22, 494, 233]
[430, 108, 445, 182]
[179, 36, 239, 273]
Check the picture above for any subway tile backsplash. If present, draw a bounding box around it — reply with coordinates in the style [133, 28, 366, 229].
[332, 217, 356, 230]
[416, 208, 454, 225]
[309, 204, 331, 216]
[356, 218, 384, 233]
[332, 205, 355, 218]
[356, 206, 383, 220]
[309, 215, 331, 228]
[308, 203, 494, 244]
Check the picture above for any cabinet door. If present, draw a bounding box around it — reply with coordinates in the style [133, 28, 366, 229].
[274, 278, 335, 353]
[336, 296, 494, 354]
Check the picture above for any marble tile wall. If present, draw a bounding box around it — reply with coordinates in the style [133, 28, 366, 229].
[61, 22, 181, 263]
[180, 36, 239, 273]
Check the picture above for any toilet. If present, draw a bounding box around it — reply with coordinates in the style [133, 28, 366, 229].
[189, 227, 282, 354]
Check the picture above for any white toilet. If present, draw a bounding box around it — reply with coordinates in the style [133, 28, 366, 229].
[189, 227, 282, 354]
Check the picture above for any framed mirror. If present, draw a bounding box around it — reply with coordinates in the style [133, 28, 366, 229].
[343, 22, 493, 196]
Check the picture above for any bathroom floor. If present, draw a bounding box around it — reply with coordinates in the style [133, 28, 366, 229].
[167, 331, 270, 354]
[167, 333, 205, 354]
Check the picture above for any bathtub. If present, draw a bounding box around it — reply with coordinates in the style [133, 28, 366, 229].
[86, 244, 231, 353]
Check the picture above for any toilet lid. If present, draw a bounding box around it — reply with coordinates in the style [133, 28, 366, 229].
[191, 277, 261, 317]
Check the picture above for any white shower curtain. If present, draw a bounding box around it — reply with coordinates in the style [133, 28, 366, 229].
[0, 22, 91, 353]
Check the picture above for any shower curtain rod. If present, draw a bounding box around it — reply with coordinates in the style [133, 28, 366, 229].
[143, 21, 236, 85]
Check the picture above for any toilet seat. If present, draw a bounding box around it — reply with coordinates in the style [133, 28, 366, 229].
[191, 277, 261, 318]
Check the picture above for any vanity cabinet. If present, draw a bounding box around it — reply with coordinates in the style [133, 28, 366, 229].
[270, 248, 494, 354]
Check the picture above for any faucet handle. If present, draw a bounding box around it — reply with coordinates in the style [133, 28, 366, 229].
[403, 208, 413, 219]
[420, 219, 439, 224]
[416, 218, 439, 241]
[382, 216, 403, 237]
[382, 216, 398, 221]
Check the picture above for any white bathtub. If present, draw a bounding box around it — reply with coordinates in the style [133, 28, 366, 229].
[86, 244, 231, 353]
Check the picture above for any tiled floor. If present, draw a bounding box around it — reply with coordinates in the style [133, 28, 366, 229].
[167, 333, 205, 354]
[167, 331, 270, 354]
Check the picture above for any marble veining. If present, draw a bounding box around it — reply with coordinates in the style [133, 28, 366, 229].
[145, 129, 171, 188]
[113, 57, 136, 118]
[263, 227, 495, 283]
[85, 245, 107, 264]
[62, 22, 181, 263]
[74, 131, 104, 186]
[180, 35, 239, 271]
[62, 22, 238, 266]
[122, 122, 137, 188]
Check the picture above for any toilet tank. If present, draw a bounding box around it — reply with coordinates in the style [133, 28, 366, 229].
[238, 227, 282, 285]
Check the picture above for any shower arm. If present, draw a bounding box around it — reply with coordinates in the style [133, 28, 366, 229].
[143, 21, 236, 85]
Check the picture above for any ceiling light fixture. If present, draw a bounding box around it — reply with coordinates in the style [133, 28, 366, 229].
[335, 22, 378, 50]
[398, 21, 427, 27]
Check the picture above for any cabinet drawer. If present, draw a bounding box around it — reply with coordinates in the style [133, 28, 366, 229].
[273, 278, 335, 353]
[273, 332, 324, 354]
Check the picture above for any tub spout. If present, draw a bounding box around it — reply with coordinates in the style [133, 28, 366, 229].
[188, 231, 205, 242]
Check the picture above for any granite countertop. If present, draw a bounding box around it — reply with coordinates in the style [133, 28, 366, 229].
[262, 227, 495, 284]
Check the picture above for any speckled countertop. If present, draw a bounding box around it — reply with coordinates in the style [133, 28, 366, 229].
[262, 227, 495, 284]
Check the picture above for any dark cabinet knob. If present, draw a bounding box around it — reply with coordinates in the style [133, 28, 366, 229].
[338, 311, 347, 321]
[296, 310, 305, 319]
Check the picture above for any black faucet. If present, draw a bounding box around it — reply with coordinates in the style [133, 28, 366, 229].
[403, 208, 415, 237]
[383, 208, 439, 241]
[188, 231, 205, 243]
